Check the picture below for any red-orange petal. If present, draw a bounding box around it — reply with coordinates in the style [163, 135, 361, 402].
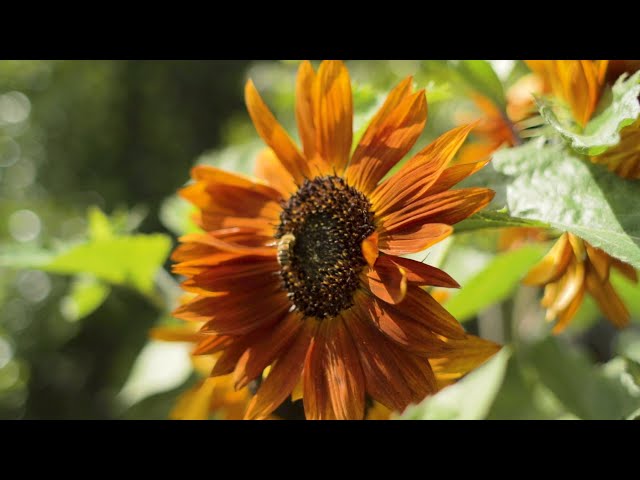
[323, 316, 365, 420]
[378, 223, 453, 256]
[303, 320, 335, 420]
[244, 320, 317, 420]
[382, 255, 460, 288]
[233, 312, 303, 390]
[295, 61, 317, 160]
[366, 257, 408, 304]
[381, 188, 495, 232]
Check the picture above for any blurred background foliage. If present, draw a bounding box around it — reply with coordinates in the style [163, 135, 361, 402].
[1, 60, 638, 420]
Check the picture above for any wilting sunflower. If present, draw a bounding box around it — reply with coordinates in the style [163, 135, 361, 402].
[526, 59, 640, 179]
[523, 233, 638, 333]
[171, 60, 497, 420]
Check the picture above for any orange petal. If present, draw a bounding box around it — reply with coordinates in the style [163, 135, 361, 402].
[149, 324, 202, 343]
[380, 187, 495, 232]
[254, 148, 298, 199]
[245, 79, 309, 183]
[295, 61, 317, 160]
[552, 284, 586, 334]
[311, 60, 353, 174]
[192, 335, 233, 356]
[585, 267, 630, 329]
[372, 123, 477, 216]
[378, 223, 453, 255]
[366, 257, 408, 304]
[430, 334, 501, 386]
[586, 244, 611, 281]
[357, 294, 453, 355]
[523, 234, 572, 286]
[181, 261, 279, 296]
[426, 159, 490, 196]
[611, 259, 638, 283]
[361, 231, 379, 268]
[244, 320, 317, 420]
[233, 312, 304, 390]
[382, 255, 460, 288]
[323, 316, 365, 420]
[546, 260, 585, 319]
[346, 88, 427, 194]
[395, 286, 466, 340]
[303, 320, 335, 420]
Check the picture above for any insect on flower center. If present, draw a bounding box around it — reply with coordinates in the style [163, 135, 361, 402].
[276, 175, 376, 319]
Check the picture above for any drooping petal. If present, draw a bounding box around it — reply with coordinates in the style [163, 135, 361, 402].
[379, 255, 460, 288]
[366, 258, 407, 304]
[233, 312, 303, 389]
[523, 234, 572, 285]
[585, 267, 630, 328]
[244, 320, 317, 420]
[361, 231, 379, 268]
[245, 79, 310, 183]
[552, 284, 586, 334]
[356, 294, 453, 355]
[311, 60, 353, 174]
[323, 316, 365, 420]
[392, 286, 466, 340]
[346, 86, 427, 194]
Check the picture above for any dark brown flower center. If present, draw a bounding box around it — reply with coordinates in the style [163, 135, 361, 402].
[276, 175, 376, 319]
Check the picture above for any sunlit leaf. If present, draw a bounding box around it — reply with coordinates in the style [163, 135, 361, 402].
[87, 206, 114, 241]
[444, 245, 548, 322]
[60, 274, 111, 322]
[491, 139, 640, 269]
[538, 71, 640, 155]
[456, 60, 506, 109]
[399, 347, 510, 420]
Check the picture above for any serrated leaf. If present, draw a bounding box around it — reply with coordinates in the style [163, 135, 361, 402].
[444, 245, 548, 322]
[45, 234, 172, 295]
[527, 337, 640, 420]
[456, 60, 506, 109]
[492, 139, 640, 269]
[399, 347, 510, 420]
[538, 71, 640, 155]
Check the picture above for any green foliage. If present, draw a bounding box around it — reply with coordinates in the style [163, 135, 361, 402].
[455, 210, 550, 233]
[527, 337, 640, 420]
[491, 139, 640, 269]
[400, 347, 511, 420]
[538, 71, 640, 155]
[60, 275, 111, 322]
[444, 245, 548, 322]
[456, 60, 506, 109]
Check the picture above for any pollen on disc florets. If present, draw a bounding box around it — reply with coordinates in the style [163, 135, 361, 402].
[276, 175, 376, 319]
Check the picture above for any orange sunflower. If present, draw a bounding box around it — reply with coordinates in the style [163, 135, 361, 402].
[172, 60, 496, 420]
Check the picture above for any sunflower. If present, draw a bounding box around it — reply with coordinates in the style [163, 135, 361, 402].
[523, 233, 638, 333]
[171, 60, 496, 420]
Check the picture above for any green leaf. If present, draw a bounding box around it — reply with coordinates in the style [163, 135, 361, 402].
[456, 60, 506, 109]
[399, 347, 510, 420]
[159, 194, 199, 237]
[87, 206, 114, 241]
[455, 210, 550, 233]
[0, 245, 54, 269]
[538, 71, 640, 155]
[60, 274, 111, 322]
[492, 139, 640, 269]
[444, 245, 548, 322]
[527, 337, 640, 420]
[45, 234, 172, 295]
